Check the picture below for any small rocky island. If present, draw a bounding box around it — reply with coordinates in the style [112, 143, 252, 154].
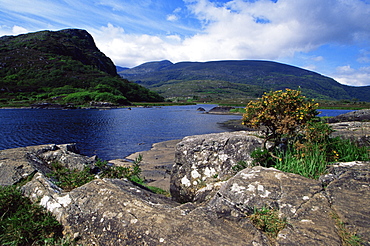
[0, 113, 369, 245]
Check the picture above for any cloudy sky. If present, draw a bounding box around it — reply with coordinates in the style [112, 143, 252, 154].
[1, 0, 370, 86]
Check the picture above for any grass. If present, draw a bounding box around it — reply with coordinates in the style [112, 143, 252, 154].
[248, 207, 287, 238]
[250, 136, 369, 180]
[47, 163, 95, 191]
[47, 156, 143, 191]
[274, 144, 328, 179]
[0, 185, 65, 246]
[47, 155, 171, 196]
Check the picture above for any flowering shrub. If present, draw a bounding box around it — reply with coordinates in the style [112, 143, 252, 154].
[241, 89, 369, 179]
[242, 89, 319, 148]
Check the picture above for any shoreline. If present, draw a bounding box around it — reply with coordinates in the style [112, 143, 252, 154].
[109, 139, 181, 191]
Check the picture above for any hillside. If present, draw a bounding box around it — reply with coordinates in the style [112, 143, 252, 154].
[119, 60, 370, 102]
[0, 29, 164, 106]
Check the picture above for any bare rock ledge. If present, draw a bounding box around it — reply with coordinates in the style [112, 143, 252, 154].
[0, 130, 369, 245]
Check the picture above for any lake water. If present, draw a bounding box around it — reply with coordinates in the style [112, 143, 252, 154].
[0, 105, 353, 160]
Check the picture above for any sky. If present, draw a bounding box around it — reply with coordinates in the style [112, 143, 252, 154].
[1, 0, 370, 86]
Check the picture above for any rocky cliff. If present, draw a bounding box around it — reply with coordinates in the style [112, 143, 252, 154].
[0, 132, 369, 245]
[0, 29, 117, 76]
[0, 29, 164, 104]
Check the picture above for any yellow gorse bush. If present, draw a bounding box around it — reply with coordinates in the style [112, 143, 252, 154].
[242, 89, 319, 147]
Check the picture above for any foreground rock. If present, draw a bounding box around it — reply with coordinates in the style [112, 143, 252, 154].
[170, 131, 263, 203]
[22, 174, 269, 245]
[1, 130, 369, 245]
[208, 166, 340, 245]
[0, 143, 95, 186]
[330, 121, 370, 146]
[325, 162, 370, 244]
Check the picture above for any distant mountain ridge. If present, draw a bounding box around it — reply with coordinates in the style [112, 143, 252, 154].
[119, 60, 370, 101]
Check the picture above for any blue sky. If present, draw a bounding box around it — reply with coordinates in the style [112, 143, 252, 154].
[1, 0, 370, 86]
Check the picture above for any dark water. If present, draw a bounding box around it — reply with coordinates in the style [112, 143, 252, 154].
[0, 105, 242, 160]
[0, 105, 353, 160]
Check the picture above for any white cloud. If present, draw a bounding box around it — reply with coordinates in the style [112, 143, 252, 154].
[11, 25, 29, 35]
[166, 34, 182, 42]
[180, 0, 370, 60]
[332, 65, 370, 86]
[0, 25, 29, 37]
[167, 14, 178, 21]
[92, 0, 370, 69]
[93, 24, 171, 67]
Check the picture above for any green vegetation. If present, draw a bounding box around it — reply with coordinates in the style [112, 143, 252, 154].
[0, 185, 66, 246]
[47, 155, 170, 196]
[241, 89, 370, 179]
[242, 89, 319, 150]
[0, 29, 164, 107]
[331, 211, 363, 246]
[272, 137, 369, 179]
[47, 156, 142, 191]
[0, 153, 170, 245]
[248, 207, 287, 238]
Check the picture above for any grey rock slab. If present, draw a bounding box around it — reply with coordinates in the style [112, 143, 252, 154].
[22, 174, 269, 246]
[0, 143, 96, 186]
[0, 144, 57, 186]
[325, 161, 370, 245]
[170, 131, 263, 203]
[208, 166, 342, 245]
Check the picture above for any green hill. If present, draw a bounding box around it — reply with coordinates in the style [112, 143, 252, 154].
[119, 60, 370, 102]
[0, 29, 164, 106]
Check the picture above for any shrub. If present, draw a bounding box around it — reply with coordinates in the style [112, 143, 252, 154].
[242, 89, 369, 179]
[242, 88, 319, 148]
[94, 92, 130, 105]
[63, 91, 95, 104]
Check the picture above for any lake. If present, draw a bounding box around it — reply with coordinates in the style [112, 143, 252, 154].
[0, 105, 353, 160]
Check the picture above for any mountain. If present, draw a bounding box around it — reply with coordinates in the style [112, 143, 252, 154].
[119, 60, 370, 101]
[0, 29, 164, 106]
[116, 66, 129, 73]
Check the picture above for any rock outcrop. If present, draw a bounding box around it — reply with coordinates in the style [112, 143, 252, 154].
[22, 174, 269, 245]
[0, 143, 95, 186]
[330, 121, 370, 147]
[208, 106, 236, 114]
[328, 109, 370, 123]
[1, 130, 369, 245]
[170, 131, 263, 203]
